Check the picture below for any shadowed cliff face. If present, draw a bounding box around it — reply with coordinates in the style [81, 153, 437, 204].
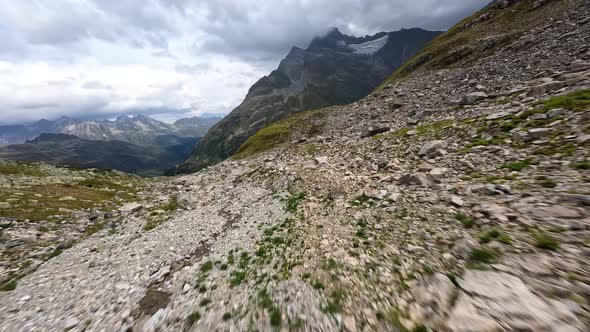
[178, 28, 441, 173]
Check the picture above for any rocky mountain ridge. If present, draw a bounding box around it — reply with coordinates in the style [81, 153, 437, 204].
[179, 27, 441, 172]
[0, 0, 589, 331]
[0, 115, 221, 146]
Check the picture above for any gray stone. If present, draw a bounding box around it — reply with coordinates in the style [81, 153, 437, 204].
[410, 273, 457, 327]
[531, 205, 582, 219]
[460, 92, 488, 105]
[419, 140, 448, 157]
[119, 202, 143, 214]
[560, 194, 590, 206]
[527, 81, 565, 96]
[547, 108, 568, 118]
[486, 111, 511, 120]
[450, 196, 465, 207]
[399, 173, 437, 187]
[314, 156, 329, 165]
[528, 113, 547, 120]
[455, 270, 582, 331]
[528, 127, 552, 139]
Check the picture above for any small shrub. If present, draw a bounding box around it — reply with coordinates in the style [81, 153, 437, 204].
[186, 311, 201, 326]
[454, 212, 475, 228]
[534, 231, 559, 250]
[0, 280, 17, 292]
[270, 308, 282, 326]
[312, 280, 324, 289]
[324, 288, 346, 314]
[201, 261, 214, 273]
[536, 176, 558, 188]
[570, 162, 589, 170]
[479, 228, 501, 244]
[497, 234, 512, 245]
[222, 312, 232, 321]
[229, 271, 246, 287]
[286, 193, 305, 213]
[468, 247, 497, 265]
[502, 160, 530, 172]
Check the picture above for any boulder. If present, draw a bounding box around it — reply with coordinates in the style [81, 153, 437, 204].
[361, 126, 390, 138]
[528, 127, 552, 139]
[119, 202, 143, 214]
[527, 81, 565, 97]
[410, 273, 457, 327]
[448, 270, 582, 331]
[460, 92, 488, 105]
[531, 205, 583, 220]
[399, 173, 437, 187]
[419, 140, 448, 157]
[314, 156, 329, 165]
[450, 196, 465, 207]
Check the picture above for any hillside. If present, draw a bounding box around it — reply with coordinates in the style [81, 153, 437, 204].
[0, 134, 197, 176]
[0, 0, 589, 331]
[179, 28, 441, 173]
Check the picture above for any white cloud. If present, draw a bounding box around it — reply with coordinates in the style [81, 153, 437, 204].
[0, 0, 489, 124]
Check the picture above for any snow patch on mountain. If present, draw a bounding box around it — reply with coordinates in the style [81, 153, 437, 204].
[348, 35, 389, 55]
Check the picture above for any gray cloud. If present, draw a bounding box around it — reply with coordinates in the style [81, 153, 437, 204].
[0, 0, 489, 124]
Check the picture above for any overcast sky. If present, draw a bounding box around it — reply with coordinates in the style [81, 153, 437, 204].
[0, 0, 488, 125]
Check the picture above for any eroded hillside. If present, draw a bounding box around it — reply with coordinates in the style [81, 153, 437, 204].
[0, 0, 589, 331]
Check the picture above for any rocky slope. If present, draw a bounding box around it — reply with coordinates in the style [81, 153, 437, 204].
[0, 134, 198, 176]
[180, 28, 441, 172]
[1, 0, 590, 331]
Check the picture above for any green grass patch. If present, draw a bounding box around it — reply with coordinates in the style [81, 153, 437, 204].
[0, 280, 17, 292]
[535, 176, 558, 188]
[570, 161, 590, 170]
[0, 162, 46, 176]
[324, 288, 346, 314]
[468, 247, 498, 266]
[229, 270, 246, 287]
[201, 261, 214, 273]
[286, 193, 305, 213]
[270, 307, 282, 327]
[502, 159, 531, 172]
[233, 107, 333, 159]
[536, 89, 590, 112]
[479, 228, 502, 244]
[186, 311, 201, 326]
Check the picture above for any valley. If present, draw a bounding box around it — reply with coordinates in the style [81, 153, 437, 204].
[0, 115, 222, 176]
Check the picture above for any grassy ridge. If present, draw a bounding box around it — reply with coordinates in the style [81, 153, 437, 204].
[374, 0, 571, 92]
[233, 107, 335, 159]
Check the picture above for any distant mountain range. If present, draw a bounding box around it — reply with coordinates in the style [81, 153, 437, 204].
[0, 133, 198, 176]
[0, 115, 221, 175]
[179, 27, 442, 172]
[0, 115, 221, 146]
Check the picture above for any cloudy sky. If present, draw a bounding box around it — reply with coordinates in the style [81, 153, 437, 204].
[0, 0, 488, 125]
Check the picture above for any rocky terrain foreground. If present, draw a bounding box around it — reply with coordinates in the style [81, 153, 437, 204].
[1, 0, 590, 331]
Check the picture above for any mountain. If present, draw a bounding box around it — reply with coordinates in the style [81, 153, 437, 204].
[0, 133, 197, 176]
[179, 27, 442, 172]
[173, 116, 223, 138]
[0, 115, 220, 146]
